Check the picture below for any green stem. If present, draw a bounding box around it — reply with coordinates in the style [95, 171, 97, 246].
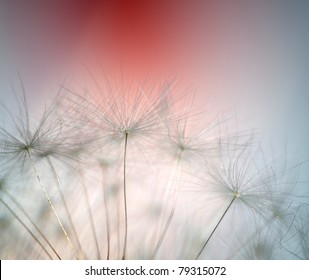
[195, 195, 237, 259]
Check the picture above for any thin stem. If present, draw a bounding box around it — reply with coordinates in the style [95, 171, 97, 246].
[122, 132, 128, 260]
[152, 155, 182, 258]
[195, 195, 237, 259]
[80, 170, 101, 259]
[152, 200, 177, 258]
[117, 189, 121, 260]
[47, 157, 83, 256]
[101, 167, 111, 260]
[0, 197, 53, 259]
[27, 150, 79, 259]
[3, 189, 61, 259]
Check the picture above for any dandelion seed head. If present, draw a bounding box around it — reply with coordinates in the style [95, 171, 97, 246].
[0, 87, 85, 169]
[1, 72, 307, 260]
[234, 191, 241, 198]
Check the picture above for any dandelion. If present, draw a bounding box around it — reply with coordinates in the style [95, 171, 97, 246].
[1, 72, 307, 260]
[187, 140, 305, 259]
[62, 77, 174, 259]
[152, 95, 240, 258]
[0, 77, 84, 259]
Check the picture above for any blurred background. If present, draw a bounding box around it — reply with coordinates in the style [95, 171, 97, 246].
[0, 0, 308, 132]
[0, 0, 308, 259]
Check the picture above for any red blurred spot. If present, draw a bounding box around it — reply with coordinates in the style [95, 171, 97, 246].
[100, 1, 172, 73]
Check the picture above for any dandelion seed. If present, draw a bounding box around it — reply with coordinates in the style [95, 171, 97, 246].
[62, 77, 174, 259]
[186, 141, 305, 259]
[0, 78, 84, 259]
[152, 94, 240, 258]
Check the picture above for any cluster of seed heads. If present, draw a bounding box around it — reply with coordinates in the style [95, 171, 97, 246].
[0, 75, 308, 260]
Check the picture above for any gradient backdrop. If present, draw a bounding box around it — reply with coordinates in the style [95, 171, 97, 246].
[0, 0, 309, 259]
[1, 0, 309, 158]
